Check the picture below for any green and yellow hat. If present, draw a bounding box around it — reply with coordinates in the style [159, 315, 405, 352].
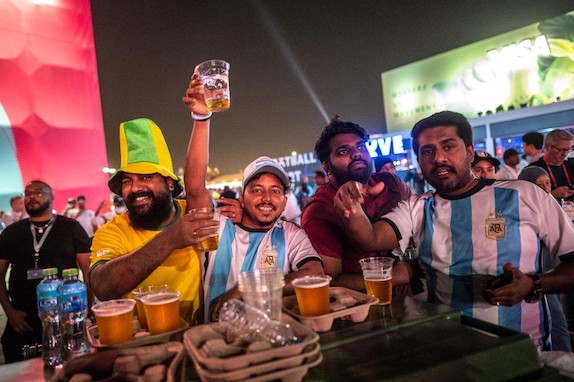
[108, 118, 183, 197]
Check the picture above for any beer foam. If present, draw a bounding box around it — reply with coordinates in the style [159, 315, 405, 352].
[292, 276, 331, 289]
[141, 292, 180, 305]
[364, 275, 392, 281]
[92, 301, 135, 317]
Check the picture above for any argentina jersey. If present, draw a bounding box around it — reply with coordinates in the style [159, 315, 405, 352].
[202, 216, 321, 322]
[384, 178, 574, 350]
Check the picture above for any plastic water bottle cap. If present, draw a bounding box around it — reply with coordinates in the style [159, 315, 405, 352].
[62, 268, 79, 277]
[42, 268, 58, 276]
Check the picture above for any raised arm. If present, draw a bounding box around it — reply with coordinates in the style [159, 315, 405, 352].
[334, 181, 400, 252]
[182, 72, 214, 210]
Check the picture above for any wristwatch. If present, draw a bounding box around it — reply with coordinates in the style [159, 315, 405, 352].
[524, 274, 543, 303]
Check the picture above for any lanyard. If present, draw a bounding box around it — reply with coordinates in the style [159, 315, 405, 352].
[29, 216, 56, 269]
[543, 158, 572, 188]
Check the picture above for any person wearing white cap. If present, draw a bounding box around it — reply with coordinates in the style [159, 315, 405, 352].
[182, 74, 324, 322]
[201, 156, 324, 321]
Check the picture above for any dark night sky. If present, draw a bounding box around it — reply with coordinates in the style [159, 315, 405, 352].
[90, 0, 574, 176]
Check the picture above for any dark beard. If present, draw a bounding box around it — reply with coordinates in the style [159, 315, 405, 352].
[426, 167, 474, 194]
[26, 199, 51, 217]
[330, 160, 371, 186]
[126, 190, 175, 230]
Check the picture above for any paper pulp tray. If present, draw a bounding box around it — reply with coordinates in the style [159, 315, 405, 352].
[183, 314, 319, 372]
[87, 317, 189, 350]
[242, 352, 322, 382]
[53, 341, 186, 382]
[283, 286, 379, 332]
[192, 343, 321, 382]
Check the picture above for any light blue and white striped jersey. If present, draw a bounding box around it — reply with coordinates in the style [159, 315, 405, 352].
[203, 216, 321, 321]
[383, 178, 574, 350]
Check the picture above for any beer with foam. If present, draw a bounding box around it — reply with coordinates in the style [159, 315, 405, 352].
[292, 276, 332, 316]
[359, 257, 394, 305]
[92, 299, 136, 345]
[141, 291, 181, 335]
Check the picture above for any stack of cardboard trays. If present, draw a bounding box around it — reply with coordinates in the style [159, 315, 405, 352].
[183, 315, 322, 382]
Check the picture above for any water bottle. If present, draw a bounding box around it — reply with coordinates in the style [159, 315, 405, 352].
[36, 267, 62, 366]
[58, 268, 90, 360]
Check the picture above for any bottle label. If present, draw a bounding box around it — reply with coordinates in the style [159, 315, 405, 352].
[60, 291, 87, 312]
[38, 296, 58, 310]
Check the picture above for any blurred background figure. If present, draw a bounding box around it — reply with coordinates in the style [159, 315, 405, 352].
[73, 195, 95, 239]
[404, 168, 428, 195]
[61, 198, 76, 218]
[518, 166, 552, 193]
[92, 195, 126, 232]
[313, 170, 327, 188]
[374, 156, 396, 174]
[220, 185, 237, 199]
[1, 195, 27, 227]
[471, 150, 500, 179]
[495, 148, 521, 180]
[296, 176, 312, 210]
[530, 129, 574, 202]
[280, 177, 302, 225]
[522, 131, 545, 164]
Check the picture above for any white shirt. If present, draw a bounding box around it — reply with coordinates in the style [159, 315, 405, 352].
[495, 165, 520, 180]
[382, 178, 574, 350]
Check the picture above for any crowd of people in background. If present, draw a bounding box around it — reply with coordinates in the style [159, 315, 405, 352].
[1, 73, 574, 364]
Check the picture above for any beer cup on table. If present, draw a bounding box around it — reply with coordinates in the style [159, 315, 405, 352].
[91, 299, 136, 345]
[132, 284, 169, 330]
[292, 275, 332, 316]
[237, 269, 285, 321]
[188, 207, 220, 252]
[359, 257, 394, 305]
[195, 59, 230, 112]
[140, 291, 181, 335]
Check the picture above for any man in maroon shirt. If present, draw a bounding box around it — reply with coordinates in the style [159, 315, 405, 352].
[301, 117, 415, 292]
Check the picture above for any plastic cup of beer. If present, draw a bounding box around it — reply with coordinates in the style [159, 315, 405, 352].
[132, 284, 169, 330]
[195, 59, 230, 112]
[92, 299, 136, 345]
[359, 257, 394, 305]
[237, 269, 285, 321]
[292, 275, 332, 317]
[188, 207, 220, 252]
[140, 291, 181, 335]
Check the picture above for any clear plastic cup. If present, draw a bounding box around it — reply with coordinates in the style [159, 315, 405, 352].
[237, 269, 285, 321]
[359, 257, 394, 305]
[92, 299, 136, 345]
[195, 59, 230, 112]
[292, 275, 332, 316]
[140, 291, 181, 335]
[132, 284, 169, 329]
[188, 207, 220, 251]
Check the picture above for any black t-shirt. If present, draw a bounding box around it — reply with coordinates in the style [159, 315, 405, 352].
[0, 215, 91, 314]
[530, 158, 574, 200]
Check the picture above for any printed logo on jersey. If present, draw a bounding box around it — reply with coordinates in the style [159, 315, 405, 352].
[261, 246, 278, 269]
[485, 211, 506, 240]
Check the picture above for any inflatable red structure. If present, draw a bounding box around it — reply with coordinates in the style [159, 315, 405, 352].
[0, 0, 109, 213]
